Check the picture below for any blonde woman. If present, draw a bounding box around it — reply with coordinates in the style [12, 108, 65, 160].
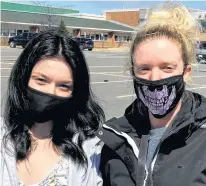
[96, 3, 206, 186]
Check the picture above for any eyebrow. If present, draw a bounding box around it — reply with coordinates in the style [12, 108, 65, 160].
[59, 80, 73, 84]
[31, 72, 73, 84]
[135, 61, 178, 66]
[160, 61, 178, 65]
[31, 72, 49, 79]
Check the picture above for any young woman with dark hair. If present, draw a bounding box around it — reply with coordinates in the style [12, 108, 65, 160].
[0, 29, 105, 186]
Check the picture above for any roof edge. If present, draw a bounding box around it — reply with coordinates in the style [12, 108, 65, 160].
[1, 21, 135, 33]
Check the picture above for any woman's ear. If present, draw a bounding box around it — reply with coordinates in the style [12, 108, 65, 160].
[183, 64, 192, 82]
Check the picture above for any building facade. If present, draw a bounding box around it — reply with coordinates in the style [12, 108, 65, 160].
[1, 1, 205, 47]
[1, 1, 135, 48]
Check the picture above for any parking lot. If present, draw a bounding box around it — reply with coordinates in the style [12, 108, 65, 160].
[1, 47, 206, 119]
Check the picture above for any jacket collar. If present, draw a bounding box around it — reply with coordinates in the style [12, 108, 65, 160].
[102, 91, 206, 140]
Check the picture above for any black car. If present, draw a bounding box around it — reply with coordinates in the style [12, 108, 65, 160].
[72, 37, 94, 51]
[196, 41, 206, 63]
[8, 32, 37, 48]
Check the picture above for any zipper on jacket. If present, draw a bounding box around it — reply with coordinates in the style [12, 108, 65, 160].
[136, 135, 149, 186]
[148, 126, 176, 174]
[102, 124, 149, 186]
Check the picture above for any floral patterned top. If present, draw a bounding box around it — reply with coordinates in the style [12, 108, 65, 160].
[18, 157, 70, 186]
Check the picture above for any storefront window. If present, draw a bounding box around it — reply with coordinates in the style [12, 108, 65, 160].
[95, 34, 100, 40]
[9, 29, 16, 36]
[114, 35, 131, 42]
[86, 34, 91, 39]
[1, 29, 9, 36]
[100, 34, 104, 41]
[91, 34, 95, 40]
[17, 30, 23, 35]
[115, 35, 118, 41]
[104, 34, 108, 40]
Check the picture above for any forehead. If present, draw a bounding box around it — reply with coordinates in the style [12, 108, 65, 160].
[32, 58, 73, 80]
[133, 37, 182, 65]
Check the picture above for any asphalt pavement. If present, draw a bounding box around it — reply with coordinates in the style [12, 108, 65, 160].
[1, 47, 206, 119]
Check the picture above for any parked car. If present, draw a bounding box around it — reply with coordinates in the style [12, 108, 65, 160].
[72, 37, 94, 51]
[196, 41, 206, 64]
[8, 32, 37, 48]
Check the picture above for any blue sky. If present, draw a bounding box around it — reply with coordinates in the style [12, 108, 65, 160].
[12, 1, 206, 14]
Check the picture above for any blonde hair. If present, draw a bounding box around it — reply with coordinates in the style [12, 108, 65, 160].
[130, 2, 201, 68]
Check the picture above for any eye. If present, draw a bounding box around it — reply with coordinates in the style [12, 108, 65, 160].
[162, 65, 176, 72]
[35, 77, 47, 84]
[134, 66, 150, 75]
[59, 84, 73, 92]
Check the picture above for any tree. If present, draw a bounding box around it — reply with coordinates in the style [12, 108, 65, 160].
[59, 18, 67, 32]
[32, 1, 74, 30]
[32, 1, 55, 29]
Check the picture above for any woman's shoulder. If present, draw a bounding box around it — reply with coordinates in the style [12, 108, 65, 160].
[0, 117, 15, 156]
[68, 136, 103, 186]
[0, 117, 6, 140]
[83, 136, 103, 185]
[82, 136, 103, 156]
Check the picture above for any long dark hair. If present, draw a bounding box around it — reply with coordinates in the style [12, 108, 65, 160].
[3, 29, 105, 166]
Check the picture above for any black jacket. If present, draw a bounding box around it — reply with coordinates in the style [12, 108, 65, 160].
[96, 91, 206, 186]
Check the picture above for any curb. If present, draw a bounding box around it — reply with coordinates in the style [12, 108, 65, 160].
[93, 48, 129, 52]
[0, 46, 10, 48]
[0, 46, 24, 49]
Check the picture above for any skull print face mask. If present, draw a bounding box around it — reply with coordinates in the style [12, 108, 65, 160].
[134, 75, 185, 118]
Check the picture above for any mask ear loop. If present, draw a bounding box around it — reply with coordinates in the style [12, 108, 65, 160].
[130, 56, 148, 116]
[130, 56, 139, 114]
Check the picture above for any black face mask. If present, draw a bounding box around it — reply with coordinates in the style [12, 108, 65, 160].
[27, 87, 73, 123]
[134, 75, 185, 119]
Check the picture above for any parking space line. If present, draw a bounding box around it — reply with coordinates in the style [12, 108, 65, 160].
[90, 71, 125, 74]
[91, 80, 132, 84]
[192, 75, 206, 78]
[1, 60, 17, 62]
[187, 86, 206, 90]
[0, 64, 124, 68]
[188, 83, 206, 86]
[116, 86, 206, 99]
[90, 66, 122, 68]
[0, 62, 15, 64]
[91, 72, 130, 78]
[97, 56, 128, 59]
[0, 68, 12, 70]
[1, 56, 18, 57]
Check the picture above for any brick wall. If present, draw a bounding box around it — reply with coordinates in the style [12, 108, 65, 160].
[1, 37, 9, 46]
[200, 33, 206, 41]
[106, 11, 139, 27]
[94, 41, 131, 48]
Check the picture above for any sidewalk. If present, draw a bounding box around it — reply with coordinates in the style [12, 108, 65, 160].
[0, 46, 10, 48]
[93, 47, 130, 52]
[1, 46, 130, 52]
